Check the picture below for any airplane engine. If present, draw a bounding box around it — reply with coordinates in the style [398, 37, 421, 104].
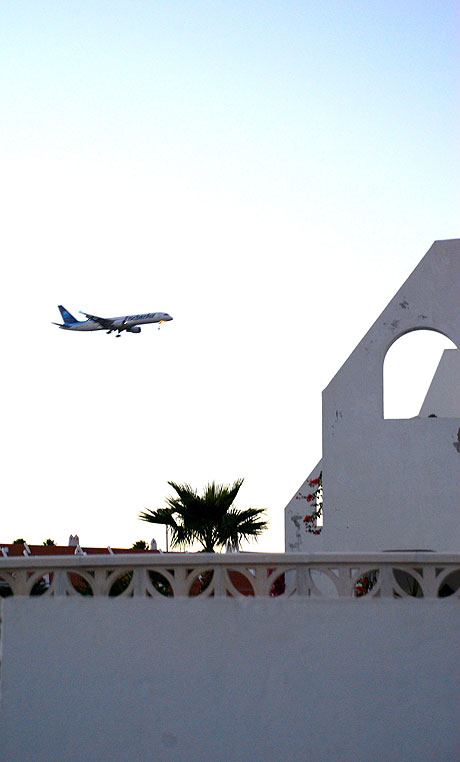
[126, 325, 141, 333]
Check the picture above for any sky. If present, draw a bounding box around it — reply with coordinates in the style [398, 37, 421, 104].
[1, 1, 459, 551]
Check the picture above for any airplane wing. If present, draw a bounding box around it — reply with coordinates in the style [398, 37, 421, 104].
[79, 312, 115, 329]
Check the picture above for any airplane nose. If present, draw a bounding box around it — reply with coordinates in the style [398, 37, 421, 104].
[166, 314, 173, 321]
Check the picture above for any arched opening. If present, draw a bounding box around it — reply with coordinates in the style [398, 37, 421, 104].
[383, 330, 457, 419]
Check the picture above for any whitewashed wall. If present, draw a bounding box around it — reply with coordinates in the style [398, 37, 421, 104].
[1, 597, 460, 762]
[419, 349, 460, 417]
[322, 239, 460, 551]
[286, 239, 460, 552]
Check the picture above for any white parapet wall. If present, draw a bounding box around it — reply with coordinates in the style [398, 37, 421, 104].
[1, 595, 460, 762]
[1, 553, 460, 761]
[1, 551, 459, 598]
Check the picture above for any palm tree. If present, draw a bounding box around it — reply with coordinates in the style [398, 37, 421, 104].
[139, 479, 268, 552]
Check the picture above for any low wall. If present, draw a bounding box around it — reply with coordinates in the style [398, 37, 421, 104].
[1, 597, 460, 762]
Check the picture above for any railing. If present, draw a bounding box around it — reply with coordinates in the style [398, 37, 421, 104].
[1, 552, 460, 599]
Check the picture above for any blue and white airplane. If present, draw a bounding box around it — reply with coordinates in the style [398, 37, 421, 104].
[53, 306, 173, 337]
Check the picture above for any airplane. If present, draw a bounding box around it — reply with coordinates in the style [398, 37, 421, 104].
[53, 306, 173, 337]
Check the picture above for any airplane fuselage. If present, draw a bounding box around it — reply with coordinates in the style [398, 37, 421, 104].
[54, 306, 173, 335]
[60, 312, 173, 331]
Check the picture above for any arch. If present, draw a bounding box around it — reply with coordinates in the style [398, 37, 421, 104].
[384, 325, 455, 356]
[383, 328, 456, 419]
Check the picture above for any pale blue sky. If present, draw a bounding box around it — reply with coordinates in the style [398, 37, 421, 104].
[1, 1, 458, 550]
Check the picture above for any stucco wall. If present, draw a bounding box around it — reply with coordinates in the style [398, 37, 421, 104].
[286, 240, 460, 553]
[1, 597, 460, 762]
[419, 349, 460, 417]
[321, 240, 460, 551]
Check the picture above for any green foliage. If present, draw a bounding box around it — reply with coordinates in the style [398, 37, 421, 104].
[43, 539, 56, 546]
[140, 479, 268, 552]
[12, 538, 26, 545]
[132, 540, 148, 549]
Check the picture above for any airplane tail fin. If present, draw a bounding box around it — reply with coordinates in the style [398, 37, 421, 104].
[58, 305, 79, 325]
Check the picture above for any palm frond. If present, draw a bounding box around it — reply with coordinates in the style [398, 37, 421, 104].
[139, 507, 178, 527]
[217, 507, 268, 548]
[140, 479, 266, 552]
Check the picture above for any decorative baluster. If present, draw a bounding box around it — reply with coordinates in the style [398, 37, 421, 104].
[213, 565, 225, 597]
[419, 565, 437, 598]
[334, 565, 354, 598]
[92, 569, 106, 596]
[295, 565, 308, 597]
[379, 565, 395, 598]
[174, 567, 188, 597]
[251, 566, 268, 596]
[132, 567, 147, 597]
[12, 570, 28, 596]
[52, 569, 68, 596]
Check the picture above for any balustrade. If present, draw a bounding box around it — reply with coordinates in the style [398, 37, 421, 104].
[1, 552, 460, 599]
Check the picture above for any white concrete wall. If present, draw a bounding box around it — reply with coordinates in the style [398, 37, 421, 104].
[286, 240, 460, 552]
[1, 597, 460, 762]
[419, 349, 460, 417]
[321, 240, 460, 551]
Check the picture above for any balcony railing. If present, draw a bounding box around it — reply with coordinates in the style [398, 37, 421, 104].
[1, 552, 460, 599]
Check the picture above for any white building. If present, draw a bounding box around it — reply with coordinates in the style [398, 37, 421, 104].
[286, 238, 460, 553]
